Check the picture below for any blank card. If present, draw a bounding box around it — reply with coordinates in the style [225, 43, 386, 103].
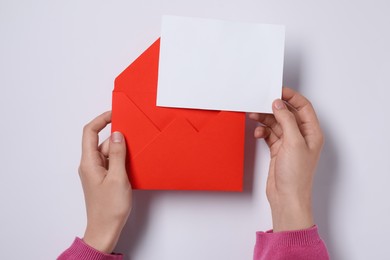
[157, 15, 285, 113]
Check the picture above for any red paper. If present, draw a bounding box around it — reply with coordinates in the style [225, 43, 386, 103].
[112, 38, 246, 191]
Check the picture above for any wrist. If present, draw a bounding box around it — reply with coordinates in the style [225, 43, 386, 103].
[270, 199, 314, 232]
[83, 222, 123, 254]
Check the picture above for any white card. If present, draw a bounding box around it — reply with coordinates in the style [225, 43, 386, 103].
[157, 15, 285, 113]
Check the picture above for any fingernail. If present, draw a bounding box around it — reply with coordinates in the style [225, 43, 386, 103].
[111, 132, 123, 143]
[274, 99, 286, 110]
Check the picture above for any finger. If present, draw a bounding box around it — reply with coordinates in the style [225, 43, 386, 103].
[82, 111, 112, 159]
[107, 131, 127, 177]
[248, 113, 283, 138]
[282, 88, 323, 145]
[254, 126, 279, 148]
[272, 99, 304, 142]
[254, 125, 270, 139]
[282, 88, 321, 129]
[98, 137, 110, 158]
[264, 130, 280, 149]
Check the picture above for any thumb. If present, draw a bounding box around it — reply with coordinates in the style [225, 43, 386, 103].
[108, 131, 127, 174]
[272, 99, 303, 141]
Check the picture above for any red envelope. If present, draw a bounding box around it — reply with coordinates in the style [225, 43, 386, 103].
[111, 38, 246, 191]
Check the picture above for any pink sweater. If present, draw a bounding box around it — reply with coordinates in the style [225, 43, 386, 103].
[254, 226, 329, 259]
[58, 226, 329, 260]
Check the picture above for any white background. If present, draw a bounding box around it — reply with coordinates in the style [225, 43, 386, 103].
[0, 1, 389, 259]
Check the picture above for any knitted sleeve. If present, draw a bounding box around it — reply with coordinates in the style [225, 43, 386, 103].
[57, 237, 123, 260]
[253, 226, 329, 260]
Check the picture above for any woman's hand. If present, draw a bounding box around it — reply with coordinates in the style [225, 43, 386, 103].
[249, 88, 324, 232]
[79, 111, 132, 253]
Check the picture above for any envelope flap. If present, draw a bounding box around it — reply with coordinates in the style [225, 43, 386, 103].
[114, 38, 220, 133]
[112, 91, 161, 157]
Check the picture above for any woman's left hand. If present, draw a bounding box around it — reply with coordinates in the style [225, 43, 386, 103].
[79, 111, 132, 253]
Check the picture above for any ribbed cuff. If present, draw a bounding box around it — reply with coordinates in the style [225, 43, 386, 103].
[256, 225, 322, 248]
[57, 237, 123, 260]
